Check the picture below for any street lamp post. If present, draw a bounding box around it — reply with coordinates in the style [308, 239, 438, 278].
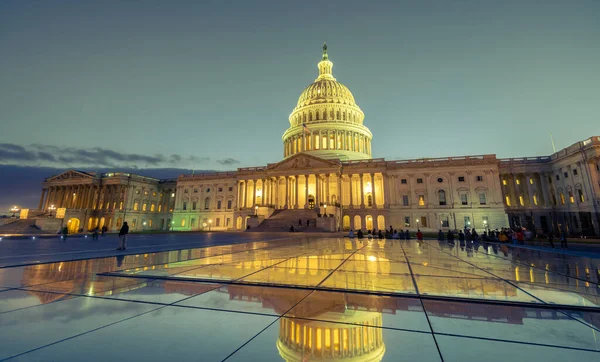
[208, 219, 212, 231]
[416, 218, 420, 230]
[254, 205, 258, 216]
[10, 206, 19, 218]
[48, 204, 56, 217]
[323, 204, 327, 217]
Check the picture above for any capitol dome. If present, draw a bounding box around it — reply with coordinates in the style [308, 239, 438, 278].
[282, 44, 373, 161]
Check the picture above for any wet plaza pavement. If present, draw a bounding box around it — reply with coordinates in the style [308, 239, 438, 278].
[1, 235, 599, 361]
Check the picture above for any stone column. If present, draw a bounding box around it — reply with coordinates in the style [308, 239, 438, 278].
[360, 174, 365, 208]
[349, 176, 354, 207]
[294, 175, 299, 209]
[371, 173, 377, 208]
[38, 189, 46, 210]
[304, 175, 309, 209]
[315, 174, 320, 209]
[325, 174, 330, 204]
[244, 180, 249, 208]
[383, 174, 390, 207]
[337, 175, 342, 206]
[251, 180, 257, 207]
[285, 177, 290, 209]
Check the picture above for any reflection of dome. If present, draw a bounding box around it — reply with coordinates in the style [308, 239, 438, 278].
[277, 312, 385, 362]
[283, 43, 373, 161]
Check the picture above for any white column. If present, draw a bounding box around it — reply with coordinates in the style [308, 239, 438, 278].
[371, 173, 377, 208]
[315, 174, 320, 209]
[349, 176, 354, 207]
[294, 176, 299, 209]
[325, 174, 330, 204]
[304, 175, 309, 209]
[360, 174, 365, 207]
[285, 177, 289, 209]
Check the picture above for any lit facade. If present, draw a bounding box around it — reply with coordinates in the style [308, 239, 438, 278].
[35, 45, 600, 235]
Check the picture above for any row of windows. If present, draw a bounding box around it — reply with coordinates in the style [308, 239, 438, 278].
[182, 199, 233, 211]
[399, 215, 489, 228]
[401, 176, 485, 185]
[183, 186, 233, 194]
[398, 192, 487, 207]
[506, 189, 585, 207]
[133, 202, 169, 212]
[182, 217, 232, 228]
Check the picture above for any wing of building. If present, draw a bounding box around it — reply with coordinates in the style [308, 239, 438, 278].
[33, 45, 600, 236]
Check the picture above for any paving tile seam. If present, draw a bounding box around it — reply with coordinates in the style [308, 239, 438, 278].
[0, 235, 295, 269]
[82, 273, 600, 312]
[399, 241, 445, 362]
[427, 240, 600, 286]
[433, 331, 600, 353]
[313, 242, 371, 289]
[424, 241, 600, 335]
[0, 304, 167, 361]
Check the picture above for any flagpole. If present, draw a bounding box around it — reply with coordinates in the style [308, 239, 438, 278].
[550, 133, 557, 153]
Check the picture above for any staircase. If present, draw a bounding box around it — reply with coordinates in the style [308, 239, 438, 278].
[0, 219, 43, 234]
[248, 209, 325, 232]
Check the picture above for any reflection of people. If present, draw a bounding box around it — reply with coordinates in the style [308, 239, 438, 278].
[61, 227, 68, 241]
[118, 222, 129, 250]
[116, 254, 125, 268]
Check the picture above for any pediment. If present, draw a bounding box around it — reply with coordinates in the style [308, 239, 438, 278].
[266, 153, 340, 172]
[46, 170, 94, 182]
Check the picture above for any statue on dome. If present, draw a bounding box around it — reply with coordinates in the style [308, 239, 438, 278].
[322, 42, 328, 60]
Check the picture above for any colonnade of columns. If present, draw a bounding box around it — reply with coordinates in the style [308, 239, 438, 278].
[284, 130, 372, 157]
[278, 315, 383, 358]
[39, 184, 127, 212]
[236, 173, 385, 210]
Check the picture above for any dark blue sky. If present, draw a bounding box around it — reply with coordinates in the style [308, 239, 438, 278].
[1, 1, 599, 210]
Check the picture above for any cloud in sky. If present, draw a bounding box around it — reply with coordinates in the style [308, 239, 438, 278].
[0, 143, 237, 169]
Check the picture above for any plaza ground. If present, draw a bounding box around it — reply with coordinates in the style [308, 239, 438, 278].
[1, 233, 599, 361]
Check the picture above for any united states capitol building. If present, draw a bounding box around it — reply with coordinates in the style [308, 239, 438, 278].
[34, 45, 600, 236]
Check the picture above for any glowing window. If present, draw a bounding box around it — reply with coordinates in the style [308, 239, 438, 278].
[150, 203, 155, 212]
[578, 189, 585, 202]
[181, 219, 186, 227]
[133, 202, 139, 211]
[519, 195, 524, 206]
[560, 193, 565, 205]
[158, 204, 162, 212]
[529, 178, 534, 185]
[533, 194, 538, 205]
[502, 179, 507, 186]
[119, 201, 123, 210]
[516, 179, 521, 185]
[505, 196, 511, 206]
[418, 195, 425, 206]
[142, 203, 147, 211]
[569, 191, 574, 204]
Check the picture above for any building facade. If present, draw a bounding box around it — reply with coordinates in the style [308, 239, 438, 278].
[35, 45, 600, 236]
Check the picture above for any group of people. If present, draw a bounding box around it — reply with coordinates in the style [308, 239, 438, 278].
[57, 222, 130, 250]
[90, 225, 109, 240]
[348, 226, 424, 240]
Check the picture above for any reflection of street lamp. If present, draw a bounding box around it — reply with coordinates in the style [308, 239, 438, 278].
[323, 203, 327, 217]
[208, 219, 212, 231]
[48, 204, 56, 217]
[254, 205, 258, 215]
[10, 206, 19, 218]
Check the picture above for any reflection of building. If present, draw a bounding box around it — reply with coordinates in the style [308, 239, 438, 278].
[33, 44, 600, 235]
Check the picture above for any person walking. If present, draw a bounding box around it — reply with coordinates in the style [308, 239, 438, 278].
[560, 230, 568, 249]
[416, 229, 423, 241]
[92, 227, 99, 241]
[117, 222, 129, 250]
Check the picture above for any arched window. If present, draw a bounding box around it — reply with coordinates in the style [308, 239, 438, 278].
[204, 197, 210, 210]
[438, 190, 447, 206]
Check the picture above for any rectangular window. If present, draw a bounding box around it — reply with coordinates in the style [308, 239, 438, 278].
[184, 189, 188, 193]
[228, 187, 233, 192]
[560, 193, 565, 205]
[458, 176, 465, 182]
[479, 193, 487, 205]
[441, 218, 450, 228]
[464, 216, 471, 227]
[181, 218, 186, 227]
[476, 176, 483, 182]
[460, 194, 468, 205]
[182, 202, 187, 211]
[217, 200, 222, 209]
[502, 179, 507, 186]
[401, 179, 407, 184]
[556, 175, 560, 181]
[516, 179, 521, 185]
[144, 190, 148, 196]
[142, 203, 147, 211]
[573, 169, 578, 176]
[158, 204, 162, 212]
[192, 202, 197, 210]
[404, 216, 410, 227]
[418, 195, 425, 206]
[416, 178, 423, 184]
[216, 218, 221, 226]
[132, 218, 137, 227]
[529, 178, 534, 185]
[533, 194, 538, 205]
[519, 195, 524, 206]
[420, 216, 428, 227]
[133, 202, 139, 211]
[578, 189, 584, 202]
[218, 187, 223, 192]
[564, 172, 568, 178]
[119, 202, 124, 210]
[505, 196, 511, 206]
[438, 191, 446, 206]
[569, 191, 574, 204]
[227, 200, 232, 209]
[226, 218, 231, 227]
[191, 218, 196, 227]
[402, 195, 409, 206]
[194, 189, 198, 193]
[150, 203, 155, 212]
